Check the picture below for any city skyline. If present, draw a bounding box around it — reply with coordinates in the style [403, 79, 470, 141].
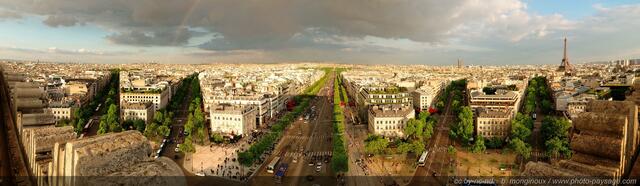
[0, 0, 639, 65]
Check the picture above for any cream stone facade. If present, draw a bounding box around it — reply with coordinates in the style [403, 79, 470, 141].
[120, 102, 154, 123]
[368, 104, 415, 137]
[210, 104, 257, 136]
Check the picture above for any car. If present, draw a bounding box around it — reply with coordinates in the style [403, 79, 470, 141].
[308, 161, 315, 166]
[153, 155, 159, 159]
[315, 165, 321, 172]
[324, 157, 329, 163]
[293, 157, 298, 163]
[175, 147, 180, 153]
[316, 162, 322, 166]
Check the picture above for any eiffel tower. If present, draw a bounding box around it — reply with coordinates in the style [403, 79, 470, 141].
[557, 37, 573, 76]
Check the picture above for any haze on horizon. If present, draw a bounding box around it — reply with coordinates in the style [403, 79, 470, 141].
[0, 0, 639, 65]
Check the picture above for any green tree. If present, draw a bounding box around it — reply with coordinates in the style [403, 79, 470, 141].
[144, 122, 159, 138]
[511, 120, 531, 141]
[514, 113, 534, 129]
[541, 116, 571, 141]
[75, 119, 84, 133]
[418, 111, 430, 121]
[447, 145, 457, 156]
[157, 125, 170, 137]
[422, 121, 434, 140]
[184, 114, 194, 135]
[545, 137, 572, 158]
[509, 138, 532, 159]
[195, 128, 206, 144]
[436, 101, 445, 112]
[397, 142, 413, 154]
[104, 97, 113, 107]
[485, 137, 504, 149]
[411, 141, 425, 154]
[97, 120, 107, 134]
[212, 133, 224, 143]
[154, 111, 164, 123]
[403, 119, 418, 138]
[108, 121, 122, 132]
[133, 120, 146, 132]
[179, 137, 196, 153]
[540, 99, 553, 114]
[456, 106, 474, 144]
[451, 100, 460, 114]
[449, 129, 457, 140]
[365, 138, 389, 154]
[471, 135, 486, 153]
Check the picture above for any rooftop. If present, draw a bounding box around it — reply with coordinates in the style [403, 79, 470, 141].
[369, 104, 413, 118]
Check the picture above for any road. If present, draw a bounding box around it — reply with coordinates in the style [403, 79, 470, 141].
[250, 71, 335, 186]
[160, 79, 194, 165]
[343, 103, 380, 186]
[409, 92, 455, 186]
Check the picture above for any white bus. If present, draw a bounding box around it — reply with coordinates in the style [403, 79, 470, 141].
[266, 157, 281, 174]
[418, 151, 428, 167]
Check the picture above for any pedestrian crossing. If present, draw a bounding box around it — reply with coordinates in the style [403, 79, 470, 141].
[274, 150, 333, 158]
[284, 135, 331, 140]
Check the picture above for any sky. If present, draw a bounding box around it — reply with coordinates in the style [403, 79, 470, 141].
[0, 0, 639, 65]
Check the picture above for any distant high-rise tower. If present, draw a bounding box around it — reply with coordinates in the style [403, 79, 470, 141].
[457, 59, 463, 68]
[558, 37, 573, 75]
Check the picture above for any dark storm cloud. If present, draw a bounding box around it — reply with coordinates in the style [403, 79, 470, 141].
[42, 14, 78, 27]
[0, 0, 509, 49]
[106, 28, 193, 46]
[0, 9, 21, 19]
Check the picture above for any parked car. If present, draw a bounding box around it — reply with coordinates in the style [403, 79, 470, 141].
[315, 165, 321, 172]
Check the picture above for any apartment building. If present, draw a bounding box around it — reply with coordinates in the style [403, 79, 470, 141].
[119, 71, 172, 111]
[475, 108, 512, 139]
[468, 89, 522, 139]
[120, 102, 154, 124]
[199, 67, 324, 128]
[210, 104, 257, 136]
[412, 79, 446, 111]
[351, 86, 412, 124]
[368, 104, 415, 137]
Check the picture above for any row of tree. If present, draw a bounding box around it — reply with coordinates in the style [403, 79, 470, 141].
[238, 68, 331, 166]
[180, 74, 205, 153]
[332, 70, 349, 173]
[450, 106, 474, 145]
[541, 116, 572, 158]
[508, 113, 534, 159]
[436, 79, 467, 114]
[97, 71, 122, 135]
[524, 76, 553, 114]
[141, 110, 173, 141]
[61, 70, 119, 134]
